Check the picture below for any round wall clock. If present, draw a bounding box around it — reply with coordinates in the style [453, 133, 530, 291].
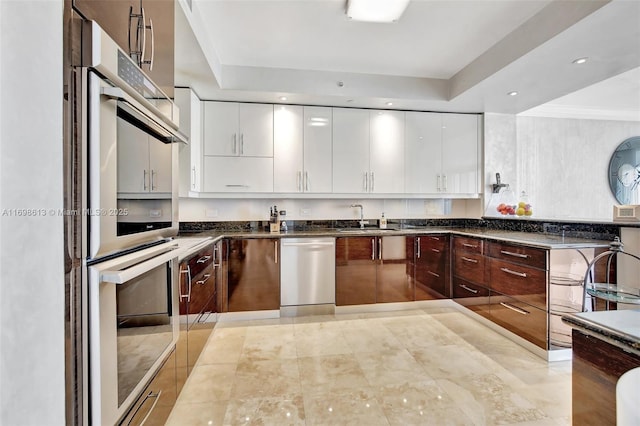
[608, 136, 640, 204]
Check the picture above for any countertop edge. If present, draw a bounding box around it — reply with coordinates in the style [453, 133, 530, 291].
[562, 313, 640, 357]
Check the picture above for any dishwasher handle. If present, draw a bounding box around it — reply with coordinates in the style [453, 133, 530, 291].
[281, 241, 335, 247]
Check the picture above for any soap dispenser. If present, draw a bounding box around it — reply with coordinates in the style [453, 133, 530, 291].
[380, 212, 387, 229]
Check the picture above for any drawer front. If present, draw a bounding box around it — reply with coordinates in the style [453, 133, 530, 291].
[453, 236, 483, 254]
[488, 258, 547, 310]
[453, 252, 486, 285]
[487, 241, 547, 270]
[188, 244, 215, 277]
[452, 278, 491, 318]
[489, 294, 548, 349]
[420, 234, 449, 252]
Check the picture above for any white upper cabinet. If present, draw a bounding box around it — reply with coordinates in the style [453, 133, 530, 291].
[117, 119, 172, 195]
[369, 110, 405, 193]
[332, 108, 370, 193]
[174, 88, 202, 196]
[203, 156, 273, 193]
[203, 102, 273, 157]
[405, 112, 479, 195]
[441, 113, 480, 194]
[273, 105, 332, 193]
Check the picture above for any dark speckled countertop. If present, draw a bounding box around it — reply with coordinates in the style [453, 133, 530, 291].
[563, 310, 640, 356]
[176, 226, 613, 250]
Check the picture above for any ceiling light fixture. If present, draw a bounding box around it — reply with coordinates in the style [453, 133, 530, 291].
[386, 101, 393, 106]
[279, 96, 287, 101]
[346, 0, 410, 23]
[507, 91, 519, 96]
[572, 57, 588, 65]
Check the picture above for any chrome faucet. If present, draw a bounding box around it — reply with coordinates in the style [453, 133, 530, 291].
[350, 204, 367, 229]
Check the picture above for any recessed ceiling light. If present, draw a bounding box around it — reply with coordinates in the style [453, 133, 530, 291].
[572, 57, 588, 65]
[507, 91, 519, 96]
[346, 0, 410, 23]
[279, 96, 287, 101]
[385, 102, 393, 106]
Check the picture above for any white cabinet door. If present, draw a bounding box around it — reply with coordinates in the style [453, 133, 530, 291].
[405, 112, 442, 193]
[238, 103, 274, 157]
[332, 108, 370, 193]
[175, 88, 202, 195]
[441, 114, 479, 194]
[203, 156, 274, 192]
[203, 102, 239, 156]
[370, 110, 404, 193]
[273, 105, 303, 192]
[117, 118, 149, 193]
[303, 106, 332, 193]
[148, 140, 172, 193]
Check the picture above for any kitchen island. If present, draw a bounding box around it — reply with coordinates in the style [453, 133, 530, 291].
[562, 310, 640, 424]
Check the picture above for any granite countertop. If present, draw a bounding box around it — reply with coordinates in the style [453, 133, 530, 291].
[562, 310, 640, 356]
[176, 226, 613, 250]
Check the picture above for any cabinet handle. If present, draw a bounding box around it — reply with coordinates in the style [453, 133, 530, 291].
[179, 266, 192, 302]
[430, 236, 440, 241]
[197, 255, 211, 264]
[240, 133, 244, 155]
[142, 17, 154, 71]
[500, 267, 527, 278]
[233, 133, 237, 155]
[431, 248, 440, 253]
[126, 389, 162, 426]
[378, 237, 382, 260]
[225, 184, 249, 188]
[416, 237, 421, 259]
[151, 170, 156, 191]
[305, 171, 309, 191]
[499, 302, 529, 315]
[436, 174, 441, 192]
[371, 238, 375, 260]
[500, 250, 529, 259]
[461, 256, 478, 264]
[370, 172, 374, 192]
[462, 243, 478, 249]
[191, 166, 196, 189]
[459, 284, 478, 294]
[427, 270, 440, 278]
[443, 174, 447, 192]
[274, 240, 278, 264]
[143, 170, 148, 190]
[363, 172, 368, 192]
[196, 274, 211, 285]
[297, 171, 302, 192]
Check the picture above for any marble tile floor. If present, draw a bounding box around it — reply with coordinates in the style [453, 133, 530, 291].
[166, 306, 571, 426]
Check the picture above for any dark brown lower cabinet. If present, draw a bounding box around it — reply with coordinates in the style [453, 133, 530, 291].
[488, 293, 547, 349]
[415, 234, 450, 299]
[336, 236, 414, 305]
[452, 277, 491, 317]
[571, 329, 640, 425]
[227, 238, 280, 311]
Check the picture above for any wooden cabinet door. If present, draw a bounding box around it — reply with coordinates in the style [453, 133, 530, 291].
[273, 105, 304, 192]
[404, 112, 441, 194]
[203, 101, 239, 156]
[332, 108, 370, 193]
[335, 237, 377, 305]
[369, 110, 404, 193]
[303, 106, 333, 193]
[227, 239, 280, 312]
[441, 113, 479, 194]
[415, 235, 450, 299]
[377, 236, 414, 303]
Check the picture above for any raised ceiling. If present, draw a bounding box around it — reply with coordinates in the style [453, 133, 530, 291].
[175, 0, 640, 116]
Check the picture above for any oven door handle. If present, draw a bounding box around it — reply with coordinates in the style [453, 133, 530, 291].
[101, 86, 188, 144]
[101, 250, 178, 284]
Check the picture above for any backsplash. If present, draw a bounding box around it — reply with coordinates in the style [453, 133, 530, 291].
[179, 217, 623, 241]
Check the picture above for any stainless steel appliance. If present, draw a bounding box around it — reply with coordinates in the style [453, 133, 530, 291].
[280, 238, 336, 316]
[83, 20, 185, 260]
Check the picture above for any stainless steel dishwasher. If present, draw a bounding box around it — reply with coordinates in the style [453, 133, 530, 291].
[280, 238, 336, 316]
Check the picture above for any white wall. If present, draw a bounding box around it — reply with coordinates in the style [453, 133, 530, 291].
[0, 1, 66, 424]
[484, 113, 640, 221]
[179, 197, 483, 223]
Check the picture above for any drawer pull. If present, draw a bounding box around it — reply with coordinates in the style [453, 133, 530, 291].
[197, 255, 212, 264]
[431, 248, 441, 253]
[500, 250, 529, 259]
[500, 267, 527, 278]
[459, 284, 478, 294]
[427, 271, 440, 278]
[463, 243, 478, 249]
[461, 256, 478, 264]
[179, 266, 192, 302]
[430, 236, 440, 241]
[499, 302, 530, 315]
[196, 274, 211, 285]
